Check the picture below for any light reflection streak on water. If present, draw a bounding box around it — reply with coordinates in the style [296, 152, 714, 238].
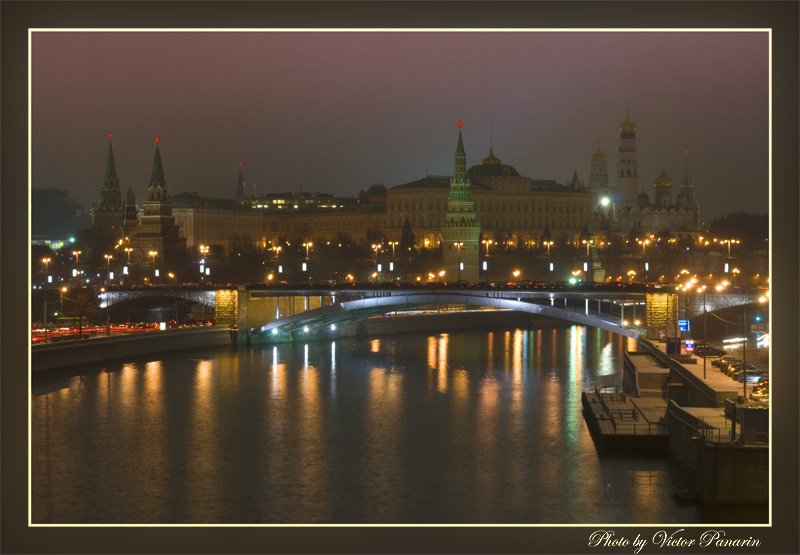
[437, 334, 448, 394]
[119, 363, 136, 413]
[190, 359, 216, 517]
[299, 355, 326, 517]
[540, 329, 563, 500]
[566, 326, 585, 445]
[330, 341, 336, 397]
[366, 365, 404, 519]
[512, 329, 524, 408]
[139, 361, 166, 515]
[503, 330, 511, 372]
[370, 338, 381, 353]
[597, 341, 616, 376]
[476, 362, 500, 506]
[271, 347, 286, 399]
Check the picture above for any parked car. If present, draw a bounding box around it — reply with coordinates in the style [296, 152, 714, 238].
[726, 362, 756, 377]
[719, 359, 743, 373]
[733, 369, 764, 383]
[751, 377, 769, 398]
[694, 345, 726, 358]
[713, 355, 738, 368]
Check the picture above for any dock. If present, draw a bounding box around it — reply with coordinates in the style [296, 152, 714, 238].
[582, 337, 769, 505]
[581, 387, 668, 456]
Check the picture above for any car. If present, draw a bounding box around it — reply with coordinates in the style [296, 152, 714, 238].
[694, 345, 726, 358]
[733, 370, 764, 384]
[726, 362, 756, 377]
[713, 355, 738, 368]
[720, 359, 747, 373]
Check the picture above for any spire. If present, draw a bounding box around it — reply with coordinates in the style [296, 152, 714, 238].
[446, 120, 475, 211]
[680, 149, 694, 188]
[105, 134, 117, 182]
[235, 162, 245, 198]
[453, 121, 467, 182]
[149, 136, 166, 191]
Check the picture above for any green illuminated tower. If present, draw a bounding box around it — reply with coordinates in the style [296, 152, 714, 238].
[440, 121, 481, 282]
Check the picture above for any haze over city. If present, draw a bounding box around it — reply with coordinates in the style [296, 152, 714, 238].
[32, 30, 768, 223]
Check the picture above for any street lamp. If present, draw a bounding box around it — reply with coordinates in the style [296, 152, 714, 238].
[722, 239, 739, 257]
[388, 241, 398, 258]
[481, 239, 494, 256]
[697, 285, 708, 379]
[71, 250, 82, 286]
[149, 251, 158, 280]
[454, 241, 464, 281]
[371, 244, 381, 282]
[303, 241, 313, 259]
[104, 254, 113, 282]
[543, 240, 553, 257]
[582, 238, 594, 258]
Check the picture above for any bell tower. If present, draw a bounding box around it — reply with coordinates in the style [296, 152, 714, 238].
[616, 105, 640, 205]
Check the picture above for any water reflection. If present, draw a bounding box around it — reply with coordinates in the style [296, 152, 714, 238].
[30, 325, 759, 524]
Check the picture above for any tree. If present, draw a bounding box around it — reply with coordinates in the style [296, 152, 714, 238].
[399, 218, 416, 258]
[707, 212, 768, 251]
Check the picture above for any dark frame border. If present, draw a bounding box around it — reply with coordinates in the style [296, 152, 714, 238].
[3, 2, 797, 554]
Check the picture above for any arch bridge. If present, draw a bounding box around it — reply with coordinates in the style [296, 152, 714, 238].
[96, 285, 764, 345]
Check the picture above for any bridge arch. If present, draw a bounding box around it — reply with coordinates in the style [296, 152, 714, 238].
[100, 289, 218, 309]
[249, 291, 641, 343]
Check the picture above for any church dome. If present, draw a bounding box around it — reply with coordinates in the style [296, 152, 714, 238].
[619, 117, 637, 133]
[591, 148, 607, 161]
[654, 166, 673, 188]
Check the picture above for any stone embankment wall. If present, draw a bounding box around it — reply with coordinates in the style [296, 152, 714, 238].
[31, 326, 233, 374]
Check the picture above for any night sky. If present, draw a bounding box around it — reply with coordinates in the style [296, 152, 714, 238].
[31, 30, 769, 222]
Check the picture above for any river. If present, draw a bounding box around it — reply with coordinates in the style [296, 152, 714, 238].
[30, 323, 767, 524]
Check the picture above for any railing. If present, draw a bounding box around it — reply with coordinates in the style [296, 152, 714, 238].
[612, 421, 662, 435]
[697, 417, 732, 443]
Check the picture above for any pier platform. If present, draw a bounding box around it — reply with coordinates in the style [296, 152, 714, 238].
[581, 388, 668, 457]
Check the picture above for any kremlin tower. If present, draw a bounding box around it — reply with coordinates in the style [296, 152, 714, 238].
[440, 121, 481, 282]
[91, 134, 123, 238]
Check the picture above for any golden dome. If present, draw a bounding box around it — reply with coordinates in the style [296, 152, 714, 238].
[654, 166, 673, 187]
[591, 148, 607, 161]
[619, 117, 637, 133]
